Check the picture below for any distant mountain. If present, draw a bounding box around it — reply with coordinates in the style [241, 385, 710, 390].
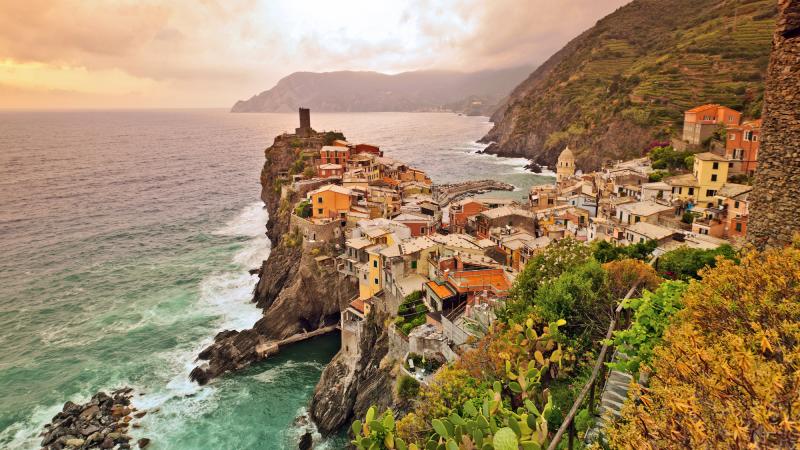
[482, 0, 777, 169]
[230, 67, 534, 115]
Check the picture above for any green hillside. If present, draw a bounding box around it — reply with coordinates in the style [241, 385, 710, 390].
[482, 0, 776, 169]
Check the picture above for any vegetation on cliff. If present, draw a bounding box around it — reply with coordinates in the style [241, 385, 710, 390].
[608, 240, 800, 448]
[483, 0, 776, 168]
[351, 236, 800, 448]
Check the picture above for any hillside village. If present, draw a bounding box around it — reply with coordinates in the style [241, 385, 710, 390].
[274, 104, 760, 379]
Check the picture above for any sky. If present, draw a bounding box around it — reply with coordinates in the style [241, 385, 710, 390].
[0, 0, 630, 109]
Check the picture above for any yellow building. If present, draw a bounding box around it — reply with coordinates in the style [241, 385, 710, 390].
[308, 185, 353, 220]
[556, 146, 576, 182]
[667, 152, 728, 207]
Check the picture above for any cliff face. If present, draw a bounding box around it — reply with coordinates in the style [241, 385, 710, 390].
[482, 0, 776, 170]
[190, 132, 357, 385]
[230, 67, 533, 115]
[309, 313, 394, 435]
[747, 0, 800, 249]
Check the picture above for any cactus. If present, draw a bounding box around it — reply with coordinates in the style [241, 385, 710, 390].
[352, 406, 417, 450]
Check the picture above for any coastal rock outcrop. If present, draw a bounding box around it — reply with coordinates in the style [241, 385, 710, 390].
[309, 312, 394, 434]
[191, 131, 357, 385]
[39, 388, 148, 450]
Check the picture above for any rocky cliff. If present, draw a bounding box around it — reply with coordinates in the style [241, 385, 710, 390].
[481, 0, 776, 170]
[309, 313, 395, 435]
[230, 67, 533, 115]
[748, 0, 800, 249]
[190, 132, 357, 385]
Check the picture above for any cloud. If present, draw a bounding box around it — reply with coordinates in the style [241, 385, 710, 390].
[0, 0, 630, 108]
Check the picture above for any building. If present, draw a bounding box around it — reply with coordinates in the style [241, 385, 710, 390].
[616, 200, 674, 225]
[319, 146, 350, 166]
[317, 163, 343, 178]
[725, 119, 762, 176]
[529, 184, 560, 210]
[682, 104, 741, 145]
[295, 107, 314, 137]
[392, 212, 435, 237]
[666, 152, 729, 208]
[556, 146, 576, 182]
[622, 222, 676, 245]
[474, 206, 536, 238]
[692, 183, 752, 239]
[307, 185, 355, 220]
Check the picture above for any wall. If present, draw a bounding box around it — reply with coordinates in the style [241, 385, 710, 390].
[290, 214, 343, 243]
[748, 1, 800, 249]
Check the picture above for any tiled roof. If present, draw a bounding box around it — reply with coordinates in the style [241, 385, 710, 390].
[686, 103, 720, 113]
[447, 269, 510, 294]
[426, 280, 456, 299]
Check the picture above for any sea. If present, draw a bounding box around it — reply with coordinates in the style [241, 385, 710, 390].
[0, 110, 554, 449]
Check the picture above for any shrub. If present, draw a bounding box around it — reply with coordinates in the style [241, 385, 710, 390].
[591, 240, 656, 263]
[603, 258, 663, 300]
[323, 131, 346, 145]
[395, 291, 427, 336]
[607, 280, 688, 374]
[397, 375, 420, 400]
[608, 242, 800, 448]
[656, 244, 736, 280]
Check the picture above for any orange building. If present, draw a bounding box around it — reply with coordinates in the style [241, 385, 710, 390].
[319, 146, 350, 166]
[317, 163, 344, 178]
[682, 104, 742, 145]
[449, 199, 487, 233]
[725, 119, 762, 176]
[307, 185, 354, 220]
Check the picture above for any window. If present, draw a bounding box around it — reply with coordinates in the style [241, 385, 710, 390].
[373, 260, 378, 268]
[713, 162, 719, 170]
[688, 188, 695, 195]
[752, 135, 758, 142]
[735, 223, 742, 232]
[317, 197, 323, 203]
[317, 208, 323, 215]
[411, 260, 417, 269]
[420, 227, 427, 235]
[635, 216, 641, 223]
[374, 278, 379, 285]
[711, 174, 717, 182]
[729, 134, 736, 140]
[706, 189, 716, 197]
[639, 237, 645, 243]
[734, 201, 740, 208]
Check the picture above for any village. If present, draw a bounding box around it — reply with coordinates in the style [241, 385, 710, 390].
[278, 105, 759, 382]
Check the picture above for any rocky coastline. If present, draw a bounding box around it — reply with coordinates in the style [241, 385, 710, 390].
[190, 131, 357, 386]
[39, 388, 151, 450]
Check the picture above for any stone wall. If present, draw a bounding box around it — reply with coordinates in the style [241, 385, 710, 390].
[748, 0, 800, 248]
[290, 214, 344, 243]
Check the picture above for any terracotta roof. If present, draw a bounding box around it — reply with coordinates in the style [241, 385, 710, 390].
[426, 280, 455, 300]
[350, 298, 365, 313]
[686, 104, 720, 113]
[447, 269, 510, 294]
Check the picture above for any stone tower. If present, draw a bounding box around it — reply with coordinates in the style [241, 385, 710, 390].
[556, 146, 576, 182]
[747, 0, 800, 249]
[295, 107, 314, 137]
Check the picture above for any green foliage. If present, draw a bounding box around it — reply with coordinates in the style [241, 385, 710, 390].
[648, 146, 694, 171]
[323, 131, 346, 146]
[500, 238, 592, 323]
[683, 155, 694, 169]
[647, 170, 670, 182]
[532, 260, 612, 345]
[680, 211, 695, 224]
[352, 406, 413, 450]
[575, 408, 592, 433]
[656, 244, 737, 280]
[397, 375, 421, 400]
[607, 280, 688, 374]
[395, 291, 428, 336]
[290, 138, 302, 148]
[405, 353, 442, 374]
[294, 200, 311, 218]
[592, 240, 656, 263]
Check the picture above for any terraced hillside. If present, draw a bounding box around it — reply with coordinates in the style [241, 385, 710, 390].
[482, 0, 776, 169]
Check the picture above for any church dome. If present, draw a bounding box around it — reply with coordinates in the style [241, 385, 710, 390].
[558, 146, 575, 162]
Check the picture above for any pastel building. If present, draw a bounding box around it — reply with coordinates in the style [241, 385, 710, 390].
[682, 104, 741, 145]
[556, 146, 576, 183]
[725, 119, 762, 176]
[307, 185, 355, 220]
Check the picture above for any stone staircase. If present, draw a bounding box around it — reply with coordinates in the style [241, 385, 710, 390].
[584, 353, 634, 444]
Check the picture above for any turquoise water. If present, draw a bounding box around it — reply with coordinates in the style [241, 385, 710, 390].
[0, 110, 552, 449]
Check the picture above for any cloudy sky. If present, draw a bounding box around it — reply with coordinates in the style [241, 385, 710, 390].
[0, 0, 629, 109]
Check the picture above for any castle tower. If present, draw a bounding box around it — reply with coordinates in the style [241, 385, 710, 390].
[748, 0, 800, 249]
[295, 107, 313, 137]
[556, 146, 576, 183]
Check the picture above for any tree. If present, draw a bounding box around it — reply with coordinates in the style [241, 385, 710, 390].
[608, 242, 800, 449]
[656, 244, 736, 280]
